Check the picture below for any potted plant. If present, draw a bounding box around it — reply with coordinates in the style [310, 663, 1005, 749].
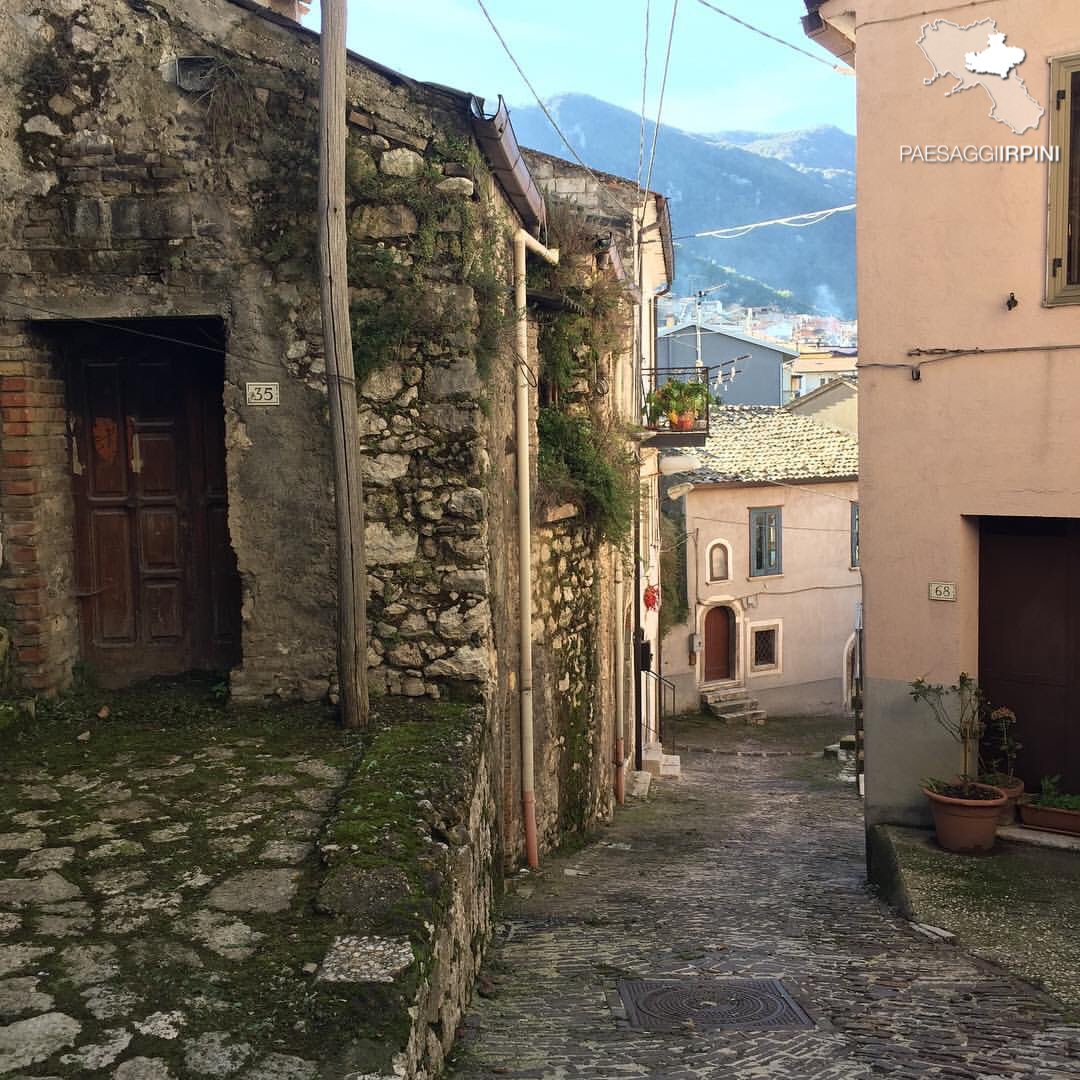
[979, 705, 1024, 824]
[656, 380, 709, 431]
[1018, 775, 1080, 836]
[910, 673, 1007, 853]
[643, 390, 664, 428]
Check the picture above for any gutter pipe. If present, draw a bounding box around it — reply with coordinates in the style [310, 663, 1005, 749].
[514, 228, 559, 869]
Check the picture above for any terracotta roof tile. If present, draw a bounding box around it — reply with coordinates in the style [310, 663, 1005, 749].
[677, 405, 858, 485]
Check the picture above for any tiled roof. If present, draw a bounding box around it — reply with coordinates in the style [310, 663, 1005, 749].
[675, 406, 858, 484]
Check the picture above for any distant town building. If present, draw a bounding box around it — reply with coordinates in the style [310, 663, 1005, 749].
[656, 323, 798, 405]
[661, 406, 860, 718]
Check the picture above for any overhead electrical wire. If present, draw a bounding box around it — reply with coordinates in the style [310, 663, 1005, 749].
[637, 0, 650, 191]
[676, 204, 856, 241]
[0, 296, 358, 384]
[640, 0, 679, 217]
[858, 341, 1080, 377]
[474, 0, 635, 218]
[695, 0, 853, 74]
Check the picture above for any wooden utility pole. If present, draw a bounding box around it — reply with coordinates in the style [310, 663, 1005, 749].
[319, 0, 368, 727]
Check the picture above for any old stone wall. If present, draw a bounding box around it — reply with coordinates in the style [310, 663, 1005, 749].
[529, 516, 615, 851]
[0, 0, 520, 709]
[316, 704, 499, 1080]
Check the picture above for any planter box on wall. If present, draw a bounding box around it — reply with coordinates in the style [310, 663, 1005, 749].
[1018, 801, 1080, 837]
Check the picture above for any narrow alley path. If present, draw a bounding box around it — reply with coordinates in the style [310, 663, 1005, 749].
[448, 723, 1080, 1079]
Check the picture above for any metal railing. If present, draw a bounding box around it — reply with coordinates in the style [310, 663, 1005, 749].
[642, 668, 676, 751]
[640, 366, 712, 442]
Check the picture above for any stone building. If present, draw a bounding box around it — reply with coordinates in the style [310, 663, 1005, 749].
[523, 148, 679, 779]
[0, 0, 677, 860]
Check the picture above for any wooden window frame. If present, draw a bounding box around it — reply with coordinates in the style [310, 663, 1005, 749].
[749, 506, 782, 578]
[1047, 54, 1080, 306]
[850, 501, 860, 569]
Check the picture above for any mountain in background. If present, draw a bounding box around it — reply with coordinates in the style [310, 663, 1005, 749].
[510, 94, 855, 317]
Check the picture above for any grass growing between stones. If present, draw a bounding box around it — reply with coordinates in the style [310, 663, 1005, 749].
[886, 826, 1080, 1011]
[0, 676, 490, 1076]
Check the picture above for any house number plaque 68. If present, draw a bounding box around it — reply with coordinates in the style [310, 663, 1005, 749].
[928, 581, 957, 601]
[246, 382, 280, 406]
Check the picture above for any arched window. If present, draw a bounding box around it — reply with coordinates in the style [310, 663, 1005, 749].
[706, 540, 730, 583]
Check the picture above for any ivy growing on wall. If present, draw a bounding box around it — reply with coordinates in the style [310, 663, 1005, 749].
[532, 199, 635, 548]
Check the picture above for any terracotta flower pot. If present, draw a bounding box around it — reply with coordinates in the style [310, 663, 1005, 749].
[1018, 801, 1080, 837]
[922, 782, 1007, 853]
[669, 411, 697, 432]
[989, 776, 1024, 825]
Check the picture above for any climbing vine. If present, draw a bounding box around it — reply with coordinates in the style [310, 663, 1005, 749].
[532, 198, 635, 547]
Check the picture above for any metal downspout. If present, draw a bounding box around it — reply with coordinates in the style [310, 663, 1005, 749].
[514, 228, 559, 869]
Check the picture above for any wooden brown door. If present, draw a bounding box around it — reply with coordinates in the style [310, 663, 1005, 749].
[69, 331, 241, 686]
[980, 517, 1080, 791]
[704, 605, 733, 682]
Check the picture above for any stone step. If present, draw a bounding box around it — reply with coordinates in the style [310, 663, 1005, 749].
[641, 746, 681, 779]
[658, 754, 682, 779]
[706, 702, 768, 726]
[702, 687, 752, 705]
[708, 700, 758, 718]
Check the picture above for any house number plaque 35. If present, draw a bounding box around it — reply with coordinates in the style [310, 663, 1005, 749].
[246, 382, 280, 406]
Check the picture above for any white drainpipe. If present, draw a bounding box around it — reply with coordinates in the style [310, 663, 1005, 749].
[614, 558, 626, 804]
[514, 228, 559, 869]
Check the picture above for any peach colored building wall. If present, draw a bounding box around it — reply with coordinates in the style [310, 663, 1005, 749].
[810, 0, 1080, 823]
[661, 480, 861, 715]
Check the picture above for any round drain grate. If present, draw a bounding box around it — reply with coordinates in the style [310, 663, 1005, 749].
[617, 977, 814, 1032]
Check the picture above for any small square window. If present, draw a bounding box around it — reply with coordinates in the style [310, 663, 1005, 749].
[753, 628, 777, 669]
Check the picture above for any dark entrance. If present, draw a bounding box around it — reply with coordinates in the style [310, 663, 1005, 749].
[979, 517, 1080, 791]
[65, 319, 241, 686]
[704, 605, 734, 682]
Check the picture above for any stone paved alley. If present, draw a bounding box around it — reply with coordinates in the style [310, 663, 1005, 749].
[0, 687, 361, 1079]
[448, 722, 1080, 1080]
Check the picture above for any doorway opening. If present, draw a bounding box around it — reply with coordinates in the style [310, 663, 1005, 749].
[979, 516, 1080, 791]
[57, 317, 241, 687]
[703, 604, 736, 683]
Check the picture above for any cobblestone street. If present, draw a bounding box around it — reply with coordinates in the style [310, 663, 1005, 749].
[449, 722, 1080, 1080]
[0, 689, 362, 1079]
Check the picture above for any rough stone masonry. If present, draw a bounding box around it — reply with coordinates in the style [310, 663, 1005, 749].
[0, 0, 633, 870]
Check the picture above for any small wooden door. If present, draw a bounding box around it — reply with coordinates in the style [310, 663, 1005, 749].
[69, 332, 241, 686]
[980, 517, 1080, 791]
[704, 606, 733, 682]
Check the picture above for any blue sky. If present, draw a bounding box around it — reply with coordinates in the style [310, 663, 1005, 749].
[299, 1, 855, 136]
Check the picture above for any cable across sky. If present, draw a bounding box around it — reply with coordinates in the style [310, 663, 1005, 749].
[676, 204, 856, 241]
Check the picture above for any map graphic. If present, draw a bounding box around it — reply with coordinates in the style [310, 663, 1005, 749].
[917, 19, 1044, 135]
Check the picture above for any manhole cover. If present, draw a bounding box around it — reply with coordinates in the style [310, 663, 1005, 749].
[617, 977, 814, 1032]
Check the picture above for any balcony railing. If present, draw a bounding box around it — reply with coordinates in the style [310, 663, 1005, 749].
[639, 366, 711, 448]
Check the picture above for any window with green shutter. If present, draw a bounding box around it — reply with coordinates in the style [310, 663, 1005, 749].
[749, 507, 782, 577]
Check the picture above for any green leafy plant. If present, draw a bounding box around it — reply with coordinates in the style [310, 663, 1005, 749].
[537, 408, 635, 546]
[645, 379, 710, 427]
[1031, 775, 1080, 811]
[910, 672, 987, 788]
